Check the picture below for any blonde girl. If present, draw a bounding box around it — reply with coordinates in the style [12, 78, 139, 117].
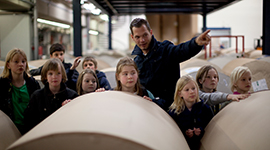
[76, 69, 100, 95]
[24, 58, 78, 132]
[168, 75, 213, 150]
[230, 66, 252, 94]
[0, 48, 40, 135]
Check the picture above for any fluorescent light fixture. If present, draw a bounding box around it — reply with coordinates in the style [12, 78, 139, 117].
[89, 30, 98, 35]
[83, 3, 95, 11]
[82, 3, 101, 15]
[111, 20, 117, 24]
[99, 14, 108, 21]
[91, 8, 101, 15]
[37, 18, 70, 29]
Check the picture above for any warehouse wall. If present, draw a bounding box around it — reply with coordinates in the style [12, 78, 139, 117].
[0, 15, 32, 60]
[198, 0, 263, 50]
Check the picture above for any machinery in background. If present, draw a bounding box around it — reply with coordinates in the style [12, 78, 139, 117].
[254, 36, 263, 50]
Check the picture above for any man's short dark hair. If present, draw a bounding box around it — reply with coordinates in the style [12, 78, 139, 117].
[129, 18, 151, 35]
[50, 43, 65, 55]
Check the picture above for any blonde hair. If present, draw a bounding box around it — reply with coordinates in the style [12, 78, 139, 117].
[77, 69, 99, 95]
[115, 57, 144, 96]
[169, 75, 200, 115]
[196, 65, 219, 92]
[41, 58, 67, 84]
[230, 66, 252, 92]
[1, 48, 30, 78]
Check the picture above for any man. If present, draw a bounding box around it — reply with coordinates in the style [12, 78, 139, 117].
[30, 43, 81, 91]
[130, 18, 211, 110]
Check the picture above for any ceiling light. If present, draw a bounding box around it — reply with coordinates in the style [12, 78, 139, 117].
[83, 3, 95, 11]
[37, 18, 70, 29]
[99, 14, 108, 21]
[89, 30, 98, 35]
[111, 20, 117, 24]
[91, 8, 101, 15]
[80, 0, 87, 4]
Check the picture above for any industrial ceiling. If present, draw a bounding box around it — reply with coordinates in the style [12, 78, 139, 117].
[0, 0, 240, 16]
[90, 0, 241, 16]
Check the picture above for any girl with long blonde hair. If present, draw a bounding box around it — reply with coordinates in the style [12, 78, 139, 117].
[168, 75, 213, 150]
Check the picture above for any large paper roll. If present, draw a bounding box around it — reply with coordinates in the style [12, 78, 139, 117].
[28, 59, 48, 69]
[243, 60, 270, 92]
[0, 60, 5, 75]
[258, 56, 270, 63]
[201, 90, 270, 150]
[222, 58, 255, 76]
[249, 50, 262, 59]
[208, 53, 242, 70]
[181, 58, 222, 73]
[7, 91, 188, 150]
[0, 111, 21, 150]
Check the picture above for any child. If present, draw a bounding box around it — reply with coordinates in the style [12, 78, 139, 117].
[196, 65, 250, 112]
[30, 43, 80, 91]
[168, 75, 213, 150]
[114, 57, 165, 108]
[82, 56, 111, 90]
[0, 48, 40, 135]
[76, 69, 100, 95]
[230, 66, 252, 94]
[24, 58, 78, 132]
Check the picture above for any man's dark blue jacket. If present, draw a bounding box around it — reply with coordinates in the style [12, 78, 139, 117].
[131, 35, 203, 110]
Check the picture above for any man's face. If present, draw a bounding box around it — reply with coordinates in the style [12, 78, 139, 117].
[131, 24, 152, 52]
[50, 51, 64, 62]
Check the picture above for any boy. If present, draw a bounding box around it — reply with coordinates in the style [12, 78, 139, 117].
[82, 56, 111, 90]
[30, 43, 80, 91]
